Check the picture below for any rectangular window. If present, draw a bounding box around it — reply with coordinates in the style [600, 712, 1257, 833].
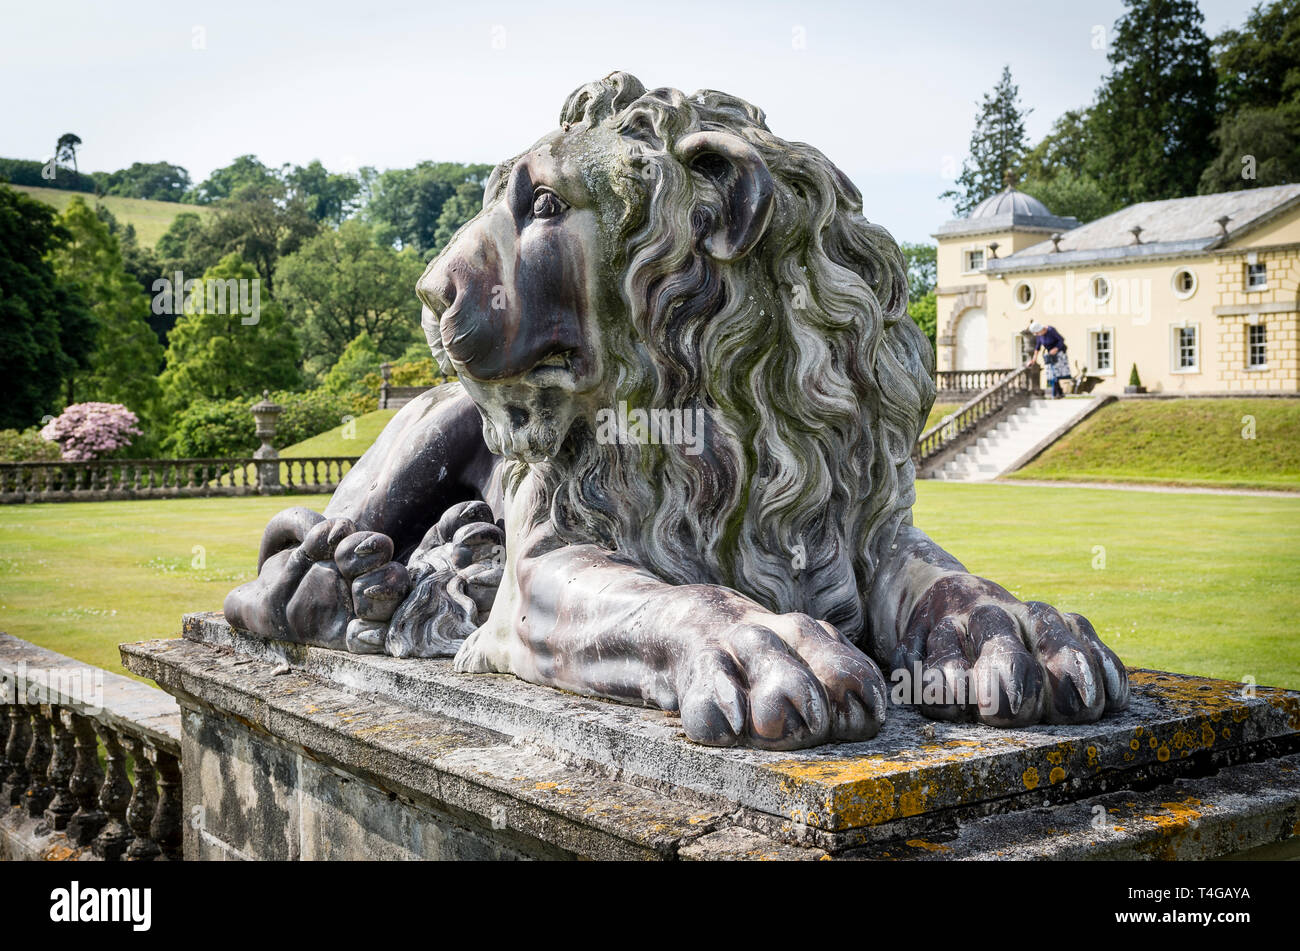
[1247, 323, 1267, 367]
[1173, 325, 1198, 371]
[965, 249, 985, 272]
[1090, 329, 1114, 374]
[1246, 263, 1267, 290]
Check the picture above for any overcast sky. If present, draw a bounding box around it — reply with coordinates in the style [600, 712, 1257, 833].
[1, 0, 1259, 244]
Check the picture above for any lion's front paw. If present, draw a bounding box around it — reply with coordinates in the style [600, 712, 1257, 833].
[286, 518, 411, 653]
[892, 575, 1129, 727]
[678, 614, 887, 751]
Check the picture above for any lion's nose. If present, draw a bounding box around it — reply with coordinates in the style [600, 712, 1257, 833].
[418, 256, 458, 315]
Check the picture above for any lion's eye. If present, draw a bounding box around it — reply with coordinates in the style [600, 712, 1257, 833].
[531, 189, 568, 220]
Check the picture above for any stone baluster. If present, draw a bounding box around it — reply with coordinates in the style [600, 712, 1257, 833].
[150, 748, 183, 860]
[92, 725, 133, 860]
[43, 706, 78, 829]
[122, 735, 161, 860]
[66, 712, 107, 845]
[2, 705, 32, 804]
[23, 705, 54, 817]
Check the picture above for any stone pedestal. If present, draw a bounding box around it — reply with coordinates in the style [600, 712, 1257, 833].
[120, 613, 1300, 861]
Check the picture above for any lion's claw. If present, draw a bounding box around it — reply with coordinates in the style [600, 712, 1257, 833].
[677, 614, 885, 750]
[895, 575, 1127, 727]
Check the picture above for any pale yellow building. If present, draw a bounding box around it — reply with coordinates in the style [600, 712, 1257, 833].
[934, 183, 1300, 394]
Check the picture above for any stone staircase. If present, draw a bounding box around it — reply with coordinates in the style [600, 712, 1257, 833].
[931, 396, 1103, 482]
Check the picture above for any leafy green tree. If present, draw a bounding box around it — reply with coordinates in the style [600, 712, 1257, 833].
[1017, 109, 1122, 222]
[286, 160, 363, 225]
[1087, 0, 1217, 204]
[275, 219, 424, 378]
[0, 184, 97, 428]
[1213, 0, 1300, 116]
[1199, 104, 1300, 192]
[158, 253, 300, 414]
[433, 181, 486, 251]
[50, 197, 163, 422]
[908, 292, 937, 352]
[941, 66, 1031, 215]
[193, 182, 319, 293]
[0, 159, 95, 193]
[365, 161, 492, 253]
[321, 332, 383, 394]
[100, 161, 192, 201]
[155, 211, 214, 274]
[899, 242, 937, 302]
[187, 155, 280, 204]
[1199, 0, 1300, 192]
[1021, 170, 1120, 223]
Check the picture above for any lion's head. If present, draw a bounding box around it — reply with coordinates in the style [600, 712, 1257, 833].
[417, 71, 935, 643]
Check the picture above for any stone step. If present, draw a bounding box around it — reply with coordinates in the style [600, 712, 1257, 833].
[928, 397, 1103, 483]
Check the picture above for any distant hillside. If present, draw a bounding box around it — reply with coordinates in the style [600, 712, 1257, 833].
[8, 184, 214, 248]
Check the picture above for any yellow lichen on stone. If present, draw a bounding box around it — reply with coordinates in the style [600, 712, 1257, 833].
[905, 838, 951, 853]
[1049, 766, 1066, 785]
[1022, 767, 1040, 789]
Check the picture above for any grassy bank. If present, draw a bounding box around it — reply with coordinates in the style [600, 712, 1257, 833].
[1007, 398, 1300, 490]
[10, 184, 214, 247]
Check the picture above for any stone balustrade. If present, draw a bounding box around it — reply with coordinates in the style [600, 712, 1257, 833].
[0, 633, 182, 861]
[934, 367, 1016, 398]
[0, 455, 357, 504]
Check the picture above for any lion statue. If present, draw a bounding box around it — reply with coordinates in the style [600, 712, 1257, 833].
[225, 72, 1128, 750]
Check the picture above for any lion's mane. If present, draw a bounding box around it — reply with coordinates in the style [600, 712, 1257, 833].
[485, 72, 935, 644]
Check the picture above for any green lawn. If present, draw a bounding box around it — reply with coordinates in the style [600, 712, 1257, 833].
[1, 483, 1296, 690]
[10, 185, 215, 247]
[1007, 398, 1300, 491]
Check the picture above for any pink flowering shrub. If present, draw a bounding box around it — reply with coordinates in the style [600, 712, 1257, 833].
[39, 403, 143, 461]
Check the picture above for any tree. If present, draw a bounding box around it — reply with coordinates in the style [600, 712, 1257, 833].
[899, 242, 937, 302]
[192, 181, 319, 293]
[941, 66, 1031, 216]
[187, 155, 280, 204]
[365, 161, 493, 253]
[432, 181, 486, 251]
[1021, 171, 1120, 223]
[0, 184, 97, 428]
[286, 160, 363, 225]
[99, 161, 192, 201]
[1212, 0, 1300, 116]
[1087, 0, 1217, 204]
[158, 253, 301, 413]
[908, 292, 937, 352]
[1199, 104, 1300, 192]
[321, 331, 383, 394]
[49, 197, 162, 422]
[1017, 109, 1122, 222]
[275, 219, 425, 378]
[56, 133, 82, 174]
[1199, 0, 1300, 193]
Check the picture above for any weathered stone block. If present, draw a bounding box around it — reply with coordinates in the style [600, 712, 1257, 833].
[119, 614, 1300, 860]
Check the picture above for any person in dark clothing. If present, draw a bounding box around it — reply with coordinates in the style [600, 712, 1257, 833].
[1026, 320, 1071, 398]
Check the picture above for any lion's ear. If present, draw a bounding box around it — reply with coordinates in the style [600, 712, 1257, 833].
[675, 131, 774, 262]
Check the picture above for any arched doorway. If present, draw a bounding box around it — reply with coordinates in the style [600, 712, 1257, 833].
[955, 307, 988, 369]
